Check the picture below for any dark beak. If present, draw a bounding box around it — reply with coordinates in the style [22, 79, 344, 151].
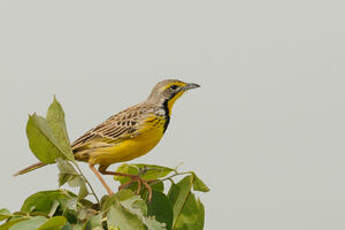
[182, 83, 200, 91]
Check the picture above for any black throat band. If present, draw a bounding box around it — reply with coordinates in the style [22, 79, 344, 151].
[162, 99, 171, 133]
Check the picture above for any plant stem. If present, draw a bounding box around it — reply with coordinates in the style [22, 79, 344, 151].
[150, 171, 193, 186]
[72, 161, 100, 204]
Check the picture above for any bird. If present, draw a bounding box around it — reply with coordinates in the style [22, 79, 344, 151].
[14, 79, 200, 200]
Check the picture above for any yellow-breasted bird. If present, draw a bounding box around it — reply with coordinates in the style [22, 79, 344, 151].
[15, 79, 200, 200]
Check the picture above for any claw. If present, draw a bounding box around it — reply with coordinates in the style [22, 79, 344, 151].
[117, 175, 153, 202]
[136, 178, 142, 194]
[99, 168, 153, 202]
[142, 180, 153, 201]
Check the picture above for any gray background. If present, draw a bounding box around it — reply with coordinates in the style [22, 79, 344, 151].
[1, 0, 345, 229]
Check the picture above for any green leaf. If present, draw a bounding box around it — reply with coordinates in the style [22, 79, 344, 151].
[114, 164, 173, 184]
[118, 192, 167, 230]
[37, 216, 67, 230]
[67, 176, 88, 199]
[103, 190, 166, 230]
[120, 195, 166, 229]
[61, 223, 73, 230]
[86, 213, 103, 229]
[57, 159, 79, 187]
[26, 98, 75, 164]
[21, 190, 76, 215]
[64, 197, 78, 211]
[168, 176, 205, 230]
[134, 164, 174, 180]
[48, 201, 60, 217]
[101, 190, 135, 212]
[191, 173, 210, 192]
[143, 217, 166, 230]
[68, 176, 88, 199]
[46, 97, 74, 161]
[147, 191, 173, 230]
[120, 195, 148, 217]
[70, 223, 82, 230]
[78, 198, 95, 210]
[113, 164, 138, 184]
[173, 194, 204, 230]
[0, 209, 11, 221]
[77, 207, 99, 225]
[109, 227, 120, 230]
[26, 114, 64, 163]
[77, 181, 88, 199]
[63, 209, 78, 225]
[168, 176, 193, 227]
[107, 205, 146, 230]
[138, 215, 166, 230]
[10, 216, 47, 230]
[150, 181, 164, 193]
[56, 159, 88, 199]
[0, 217, 29, 230]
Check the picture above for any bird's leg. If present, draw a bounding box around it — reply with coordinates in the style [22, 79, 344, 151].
[119, 177, 142, 194]
[99, 166, 153, 201]
[89, 163, 113, 195]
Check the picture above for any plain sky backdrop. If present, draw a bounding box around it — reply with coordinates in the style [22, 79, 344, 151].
[1, 1, 345, 229]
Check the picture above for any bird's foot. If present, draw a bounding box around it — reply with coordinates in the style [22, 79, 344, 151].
[118, 175, 154, 202]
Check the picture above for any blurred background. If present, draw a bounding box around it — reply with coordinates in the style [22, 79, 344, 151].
[1, 0, 345, 229]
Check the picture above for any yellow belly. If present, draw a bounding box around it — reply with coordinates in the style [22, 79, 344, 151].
[89, 119, 165, 166]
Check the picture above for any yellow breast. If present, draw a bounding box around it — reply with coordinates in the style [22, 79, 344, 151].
[89, 115, 166, 166]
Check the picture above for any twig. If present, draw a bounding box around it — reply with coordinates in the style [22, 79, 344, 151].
[149, 171, 193, 186]
[72, 161, 100, 205]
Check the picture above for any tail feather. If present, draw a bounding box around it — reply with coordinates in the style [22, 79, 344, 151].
[13, 162, 47, 176]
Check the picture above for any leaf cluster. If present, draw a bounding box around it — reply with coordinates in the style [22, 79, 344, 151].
[1, 98, 209, 230]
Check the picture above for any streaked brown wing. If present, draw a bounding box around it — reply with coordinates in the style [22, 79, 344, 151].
[70, 124, 131, 150]
[71, 104, 150, 150]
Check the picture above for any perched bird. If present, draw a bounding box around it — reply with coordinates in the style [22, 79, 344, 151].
[15, 79, 200, 200]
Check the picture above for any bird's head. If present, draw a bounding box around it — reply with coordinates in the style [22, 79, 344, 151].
[148, 79, 200, 114]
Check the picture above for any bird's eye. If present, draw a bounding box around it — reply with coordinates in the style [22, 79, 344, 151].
[170, 85, 178, 90]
